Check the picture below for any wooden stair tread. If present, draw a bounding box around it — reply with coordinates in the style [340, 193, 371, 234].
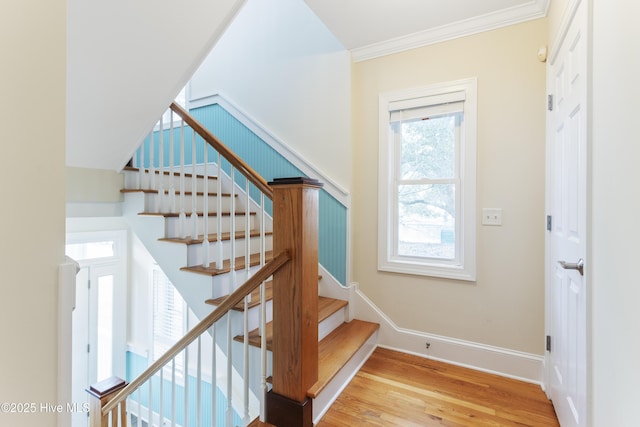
[307, 319, 379, 399]
[181, 251, 273, 277]
[234, 296, 348, 349]
[160, 230, 273, 246]
[139, 211, 256, 218]
[206, 281, 274, 311]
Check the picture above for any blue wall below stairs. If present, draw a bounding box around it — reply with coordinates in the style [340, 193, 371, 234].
[127, 351, 242, 427]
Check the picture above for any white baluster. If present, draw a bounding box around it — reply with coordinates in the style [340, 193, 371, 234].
[135, 146, 141, 188]
[245, 179, 251, 279]
[197, 336, 202, 427]
[226, 310, 233, 427]
[211, 324, 217, 427]
[202, 142, 210, 268]
[260, 279, 267, 422]
[149, 130, 156, 191]
[184, 343, 190, 427]
[191, 130, 198, 240]
[216, 152, 224, 269]
[179, 120, 187, 239]
[230, 169, 236, 279]
[137, 388, 142, 427]
[159, 367, 164, 426]
[158, 115, 165, 213]
[148, 377, 153, 427]
[243, 294, 250, 424]
[139, 140, 146, 190]
[169, 110, 176, 213]
[171, 358, 177, 427]
[260, 194, 266, 267]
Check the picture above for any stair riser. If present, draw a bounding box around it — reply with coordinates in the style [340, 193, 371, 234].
[319, 307, 347, 341]
[164, 214, 256, 238]
[125, 170, 218, 194]
[186, 235, 273, 266]
[139, 192, 235, 214]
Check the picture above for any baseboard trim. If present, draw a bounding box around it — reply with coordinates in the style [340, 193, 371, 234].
[350, 283, 544, 385]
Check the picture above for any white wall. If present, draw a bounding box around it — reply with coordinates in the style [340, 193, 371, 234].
[189, 0, 352, 191]
[352, 19, 548, 355]
[591, 0, 640, 424]
[0, 1, 66, 425]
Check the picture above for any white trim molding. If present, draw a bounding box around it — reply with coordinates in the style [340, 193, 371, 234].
[349, 282, 544, 385]
[189, 93, 351, 208]
[352, 0, 550, 62]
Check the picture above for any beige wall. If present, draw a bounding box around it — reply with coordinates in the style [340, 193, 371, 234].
[0, 1, 66, 425]
[352, 19, 547, 354]
[547, 0, 571, 45]
[66, 167, 124, 203]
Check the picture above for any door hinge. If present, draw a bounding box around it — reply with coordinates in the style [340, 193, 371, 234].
[87, 344, 91, 353]
[546, 215, 552, 232]
[547, 94, 554, 111]
[546, 335, 551, 352]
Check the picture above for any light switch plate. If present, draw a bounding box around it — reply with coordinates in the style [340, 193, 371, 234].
[482, 208, 503, 226]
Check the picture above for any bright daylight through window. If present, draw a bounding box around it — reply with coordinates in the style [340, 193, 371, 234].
[378, 78, 477, 281]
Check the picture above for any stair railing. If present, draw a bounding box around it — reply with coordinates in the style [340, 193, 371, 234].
[88, 251, 291, 427]
[129, 102, 273, 280]
[122, 102, 322, 426]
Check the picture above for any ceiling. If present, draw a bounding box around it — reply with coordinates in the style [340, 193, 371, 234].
[304, 0, 549, 61]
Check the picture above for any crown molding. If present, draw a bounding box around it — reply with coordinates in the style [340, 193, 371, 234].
[351, 0, 550, 62]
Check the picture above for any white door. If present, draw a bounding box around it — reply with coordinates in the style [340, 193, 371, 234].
[546, 1, 588, 426]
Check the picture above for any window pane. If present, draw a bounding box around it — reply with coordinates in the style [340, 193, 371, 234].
[66, 241, 115, 260]
[400, 115, 456, 180]
[397, 184, 455, 260]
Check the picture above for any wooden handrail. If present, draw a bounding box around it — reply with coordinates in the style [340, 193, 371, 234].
[101, 250, 291, 415]
[169, 102, 274, 200]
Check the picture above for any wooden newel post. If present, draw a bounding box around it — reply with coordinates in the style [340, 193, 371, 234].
[86, 376, 128, 427]
[266, 177, 323, 427]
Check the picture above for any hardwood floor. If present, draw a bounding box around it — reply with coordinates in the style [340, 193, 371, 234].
[316, 347, 559, 427]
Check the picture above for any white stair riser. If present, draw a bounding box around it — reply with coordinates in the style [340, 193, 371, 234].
[164, 214, 256, 238]
[125, 170, 218, 194]
[139, 192, 235, 214]
[185, 235, 273, 266]
[319, 306, 347, 341]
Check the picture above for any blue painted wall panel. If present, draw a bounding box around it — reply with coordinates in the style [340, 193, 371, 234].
[127, 352, 242, 427]
[133, 104, 347, 284]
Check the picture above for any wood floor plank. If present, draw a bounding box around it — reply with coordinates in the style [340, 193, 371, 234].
[316, 347, 559, 427]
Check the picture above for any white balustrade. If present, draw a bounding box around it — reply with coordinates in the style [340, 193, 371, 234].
[116, 103, 275, 427]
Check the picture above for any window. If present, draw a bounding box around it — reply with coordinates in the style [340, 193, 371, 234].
[152, 265, 186, 377]
[378, 78, 477, 281]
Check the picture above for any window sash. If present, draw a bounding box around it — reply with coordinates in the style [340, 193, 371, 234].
[378, 78, 477, 281]
[391, 112, 462, 264]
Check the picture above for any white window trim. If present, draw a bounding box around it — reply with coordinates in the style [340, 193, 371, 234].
[378, 78, 477, 281]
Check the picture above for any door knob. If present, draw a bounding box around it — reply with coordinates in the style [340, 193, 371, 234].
[558, 258, 584, 276]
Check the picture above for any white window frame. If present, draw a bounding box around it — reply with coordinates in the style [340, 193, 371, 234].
[378, 78, 477, 281]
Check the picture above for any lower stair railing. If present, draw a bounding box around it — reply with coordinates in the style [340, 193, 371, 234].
[88, 251, 291, 427]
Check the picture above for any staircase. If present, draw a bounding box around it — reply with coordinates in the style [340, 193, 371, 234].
[113, 103, 379, 426]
